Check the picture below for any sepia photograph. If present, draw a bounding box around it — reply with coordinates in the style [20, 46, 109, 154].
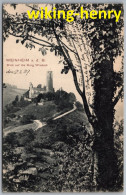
[2, 3, 124, 192]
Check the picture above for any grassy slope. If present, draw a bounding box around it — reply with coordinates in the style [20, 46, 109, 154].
[3, 87, 27, 107]
[15, 101, 58, 121]
[3, 109, 93, 192]
[3, 101, 58, 129]
[35, 110, 92, 147]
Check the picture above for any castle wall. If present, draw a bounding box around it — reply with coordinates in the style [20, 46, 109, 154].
[28, 72, 53, 99]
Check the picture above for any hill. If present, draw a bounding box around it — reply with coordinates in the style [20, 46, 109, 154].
[15, 101, 58, 121]
[3, 86, 27, 107]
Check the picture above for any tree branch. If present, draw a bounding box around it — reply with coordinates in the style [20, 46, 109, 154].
[25, 5, 39, 11]
[63, 46, 83, 96]
[29, 35, 54, 46]
[9, 21, 43, 26]
[8, 32, 53, 47]
[8, 31, 24, 38]
[52, 24, 72, 67]
[71, 37, 93, 123]
[113, 87, 123, 107]
[27, 38, 52, 47]
[52, 23, 83, 97]
[71, 38, 85, 92]
[59, 39, 77, 55]
[71, 69, 83, 96]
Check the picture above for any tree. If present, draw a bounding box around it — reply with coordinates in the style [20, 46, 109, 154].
[36, 93, 44, 102]
[86, 4, 124, 190]
[3, 4, 124, 191]
[12, 95, 19, 106]
[54, 90, 75, 110]
[75, 101, 84, 111]
[68, 92, 76, 104]
[20, 96, 24, 102]
[15, 95, 19, 102]
[45, 92, 55, 101]
[3, 83, 7, 88]
[37, 84, 42, 88]
[20, 114, 36, 124]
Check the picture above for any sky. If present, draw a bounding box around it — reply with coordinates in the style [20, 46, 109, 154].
[3, 35, 80, 99]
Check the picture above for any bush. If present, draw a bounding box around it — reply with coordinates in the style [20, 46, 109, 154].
[114, 120, 123, 190]
[47, 118, 53, 125]
[8, 113, 16, 118]
[20, 114, 36, 124]
[75, 101, 84, 111]
[18, 129, 35, 146]
[4, 132, 19, 146]
[5, 105, 21, 114]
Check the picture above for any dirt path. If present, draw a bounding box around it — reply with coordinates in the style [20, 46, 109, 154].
[3, 104, 77, 136]
[53, 104, 76, 120]
[34, 120, 46, 130]
[34, 104, 77, 130]
[3, 121, 39, 137]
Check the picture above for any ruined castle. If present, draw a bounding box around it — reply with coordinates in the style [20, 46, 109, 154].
[24, 71, 54, 100]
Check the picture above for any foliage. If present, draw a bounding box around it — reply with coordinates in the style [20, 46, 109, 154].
[36, 90, 76, 111]
[3, 110, 93, 192]
[54, 90, 75, 110]
[37, 84, 42, 88]
[3, 95, 31, 127]
[20, 114, 36, 124]
[5, 104, 21, 114]
[4, 132, 19, 146]
[75, 101, 84, 111]
[7, 113, 16, 118]
[3, 83, 7, 88]
[114, 120, 123, 191]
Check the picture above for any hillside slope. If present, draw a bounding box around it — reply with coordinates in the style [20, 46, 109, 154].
[3, 87, 27, 107]
[3, 110, 93, 192]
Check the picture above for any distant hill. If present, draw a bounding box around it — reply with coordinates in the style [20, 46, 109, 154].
[3, 86, 27, 107]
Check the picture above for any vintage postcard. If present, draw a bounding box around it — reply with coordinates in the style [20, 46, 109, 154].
[2, 4, 124, 192]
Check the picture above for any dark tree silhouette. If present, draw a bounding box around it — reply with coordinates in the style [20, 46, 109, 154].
[37, 84, 42, 88]
[3, 83, 7, 88]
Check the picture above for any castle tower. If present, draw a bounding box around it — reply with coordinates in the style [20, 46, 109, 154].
[29, 82, 34, 98]
[46, 71, 53, 92]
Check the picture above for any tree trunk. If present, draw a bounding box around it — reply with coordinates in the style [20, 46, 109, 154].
[92, 60, 119, 191]
[93, 129, 118, 191]
[72, 57, 119, 191]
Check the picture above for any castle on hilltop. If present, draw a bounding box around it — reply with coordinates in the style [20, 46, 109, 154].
[24, 71, 54, 100]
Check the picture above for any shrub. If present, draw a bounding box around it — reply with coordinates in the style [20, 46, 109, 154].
[114, 120, 123, 190]
[18, 129, 35, 146]
[20, 114, 36, 124]
[75, 101, 84, 111]
[4, 132, 19, 146]
[8, 113, 16, 118]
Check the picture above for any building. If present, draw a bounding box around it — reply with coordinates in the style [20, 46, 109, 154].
[23, 71, 54, 100]
[28, 82, 46, 99]
[46, 71, 53, 92]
